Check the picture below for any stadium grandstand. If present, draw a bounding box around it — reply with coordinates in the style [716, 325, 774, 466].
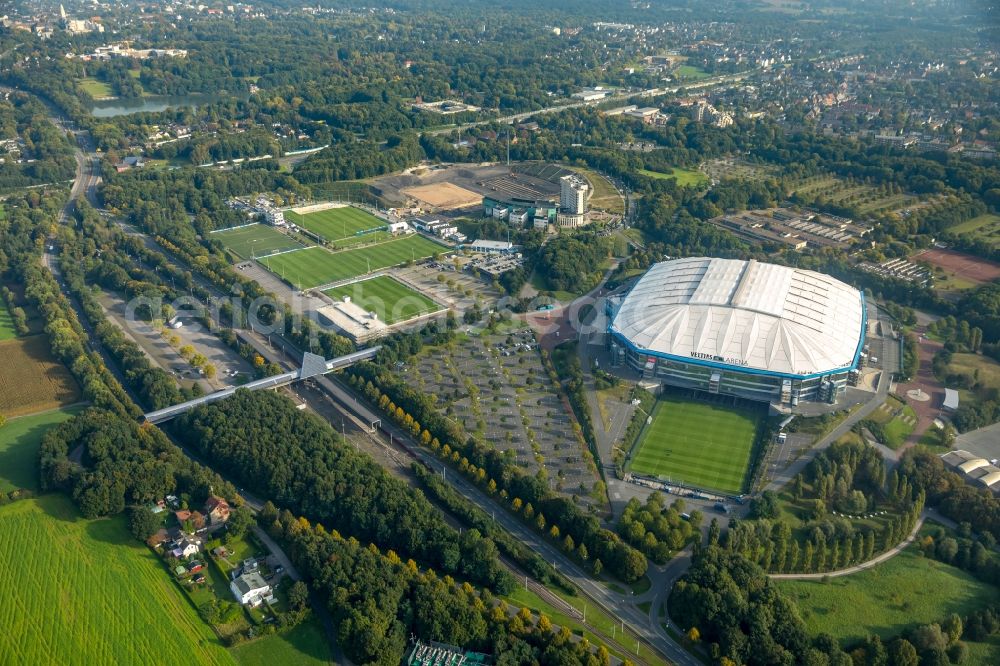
[607, 257, 866, 406]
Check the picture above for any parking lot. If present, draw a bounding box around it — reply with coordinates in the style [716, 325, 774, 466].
[400, 327, 603, 508]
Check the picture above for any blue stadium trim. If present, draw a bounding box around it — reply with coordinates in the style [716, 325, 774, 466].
[608, 290, 866, 383]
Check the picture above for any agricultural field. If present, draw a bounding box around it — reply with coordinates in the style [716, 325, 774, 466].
[0, 300, 16, 340]
[400, 328, 603, 509]
[628, 396, 763, 495]
[212, 224, 306, 259]
[0, 406, 85, 493]
[259, 235, 447, 289]
[231, 619, 333, 666]
[323, 276, 442, 325]
[0, 335, 81, 418]
[78, 77, 114, 98]
[0, 495, 235, 666]
[285, 205, 385, 242]
[779, 536, 999, 649]
[639, 167, 709, 188]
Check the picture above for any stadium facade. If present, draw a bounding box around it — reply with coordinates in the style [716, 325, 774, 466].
[607, 257, 866, 405]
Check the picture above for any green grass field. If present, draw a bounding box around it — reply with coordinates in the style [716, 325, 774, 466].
[0, 406, 85, 493]
[323, 275, 441, 325]
[779, 541, 1000, 648]
[0, 495, 235, 665]
[231, 618, 333, 666]
[948, 213, 1000, 239]
[639, 168, 709, 188]
[78, 77, 114, 98]
[629, 397, 762, 494]
[213, 224, 306, 259]
[675, 64, 710, 80]
[260, 235, 447, 289]
[285, 206, 385, 242]
[0, 300, 16, 340]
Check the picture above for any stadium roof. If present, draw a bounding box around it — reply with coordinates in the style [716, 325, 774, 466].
[610, 257, 865, 378]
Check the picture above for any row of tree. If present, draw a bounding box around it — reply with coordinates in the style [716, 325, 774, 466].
[345, 359, 649, 582]
[262, 505, 616, 666]
[173, 389, 513, 592]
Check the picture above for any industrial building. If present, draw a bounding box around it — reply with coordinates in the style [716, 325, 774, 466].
[483, 196, 558, 225]
[317, 297, 389, 344]
[941, 450, 1000, 495]
[607, 257, 866, 406]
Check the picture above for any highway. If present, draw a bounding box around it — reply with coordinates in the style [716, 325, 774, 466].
[420, 70, 753, 137]
[239, 324, 699, 666]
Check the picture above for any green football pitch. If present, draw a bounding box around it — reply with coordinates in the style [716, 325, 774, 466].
[212, 224, 305, 259]
[259, 234, 447, 289]
[323, 276, 442, 324]
[285, 206, 385, 241]
[629, 397, 763, 495]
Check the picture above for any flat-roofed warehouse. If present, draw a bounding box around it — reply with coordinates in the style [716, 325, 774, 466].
[607, 257, 866, 405]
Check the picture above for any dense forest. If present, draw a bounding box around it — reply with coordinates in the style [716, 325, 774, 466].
[174, 389, 513, 592]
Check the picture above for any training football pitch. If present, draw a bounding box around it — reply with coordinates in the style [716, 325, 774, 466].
[323, 276, 441, 324]
[286, 206, 385, 241]
[259, 234, 447, 288]
[629, 396, 763, 494]
[212, 224, 305, 259]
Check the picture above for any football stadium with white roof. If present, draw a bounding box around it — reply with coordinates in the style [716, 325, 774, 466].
[607, 257, 866, 405]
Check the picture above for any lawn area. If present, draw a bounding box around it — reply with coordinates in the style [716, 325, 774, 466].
[948, 352, 1000, 388]
[212, 224, 306, 259]
[948, 213, 1000, 238]
[882, 405, 917, 449]
[0, 300, 16, 340]
[323, 275, 441, 325]
[285, 206, 385, 242]
[867, 395, 917, 449]
[675, 64, 710, 80]
[231, 617, 333, 666]
[628, 396, 763, 494]
[639, 167, 709, 188]
[78, 77, 114, 98]
[778, 540, 1000, 648]
[567, 166, 624, 214]
[0, 405, 85, 493]
[0, 495, 235, 665]
[260, 235, 447, 289]
[503, 586, 668, 666]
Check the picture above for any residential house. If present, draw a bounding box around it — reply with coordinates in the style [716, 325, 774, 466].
[230, 571, 273, 607]
[204, 496, 231, 526]
[175, 509, 206, 532]
[146, 528, 170, 548]
[114, 155, 145, 172]
[170, 536, 203, 559]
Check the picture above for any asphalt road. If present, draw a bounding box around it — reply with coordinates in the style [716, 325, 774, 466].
[420, 70, 753, 138]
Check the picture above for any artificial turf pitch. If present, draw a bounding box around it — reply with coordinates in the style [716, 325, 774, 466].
[322, 275, 441, 325]
[629, 397, 762, 494]
[285, 206, 385, 241]
[259, 234, 447, 289]
[212, 224, 305, 259]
